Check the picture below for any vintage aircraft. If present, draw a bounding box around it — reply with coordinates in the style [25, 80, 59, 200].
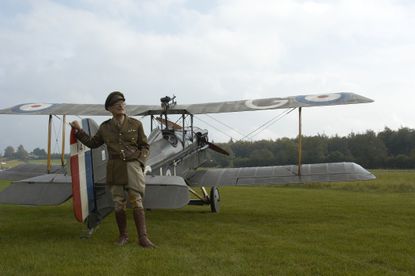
[0, 92, 375, 232]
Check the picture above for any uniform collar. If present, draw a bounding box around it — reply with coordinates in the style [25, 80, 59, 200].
[111, 114, 128, 129]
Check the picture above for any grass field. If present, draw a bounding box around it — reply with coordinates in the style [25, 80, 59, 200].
[0, 170, 414, 275]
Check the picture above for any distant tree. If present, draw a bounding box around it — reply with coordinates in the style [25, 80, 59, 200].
[4, 146, 15, 159]
[348, 131, 387, 168]
[301, 135, 328, 163]
[327, 135, 353, 161]
[410, 150, 415, 169]
[249, 148, 274, 166]
[231, 141, 254, 158]
[32, 148, 47, 159]
[379, 127, 415, 157]
[326, 151, 345, 162]
[385, 154, 414, 169]
[272, 138, 297, 165]
[378, 127, 395, 156]
[15, 145, 29, 161]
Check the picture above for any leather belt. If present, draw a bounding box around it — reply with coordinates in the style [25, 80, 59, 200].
[108, 153, 121, 160]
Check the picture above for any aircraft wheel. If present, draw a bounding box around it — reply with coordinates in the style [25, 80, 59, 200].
[210, 186, 220, 213]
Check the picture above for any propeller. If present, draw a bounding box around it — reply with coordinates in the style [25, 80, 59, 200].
[207, 142, 230, 156]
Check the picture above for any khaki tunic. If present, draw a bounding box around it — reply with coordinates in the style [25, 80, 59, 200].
[76, 115, 150, 186]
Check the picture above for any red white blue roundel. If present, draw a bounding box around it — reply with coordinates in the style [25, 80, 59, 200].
[16, 103, 53, 112]
[295, 93, 344, 105]
[245, 98, 288, 110]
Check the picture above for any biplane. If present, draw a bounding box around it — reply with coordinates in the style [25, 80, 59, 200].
[0, 92, 375, 231]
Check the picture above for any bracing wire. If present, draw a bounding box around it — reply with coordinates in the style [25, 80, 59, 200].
[194, 116, 237, 141]
[240, 108, 296, 140]
[51, 115, 62, 155]
[195, 108, 296, 142]
[203, 113, 246, 138]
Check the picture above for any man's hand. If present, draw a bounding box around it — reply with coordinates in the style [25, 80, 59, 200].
[69, 121, 81, 130]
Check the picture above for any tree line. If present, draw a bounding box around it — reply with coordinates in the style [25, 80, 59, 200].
[2, 127, 414, 169]
[1, 145, 67, 161]
[207, 127, 415, 169]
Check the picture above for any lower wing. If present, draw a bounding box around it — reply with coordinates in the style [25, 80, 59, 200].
[186, 162, 375, 187]
[0, 173, 189, 209]
[0, 173, 72, 205]
[0, 163, 65, 181]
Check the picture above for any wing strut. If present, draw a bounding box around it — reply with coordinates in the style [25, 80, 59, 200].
[297, 107, 302, 176]
[47, 114, 52, 173]
[190, 114, 194, 141]
[61, 115, 66, 167]
[182, 113, 185, 149]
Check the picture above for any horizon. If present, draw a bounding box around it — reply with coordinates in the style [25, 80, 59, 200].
[0, 123, 410, 154]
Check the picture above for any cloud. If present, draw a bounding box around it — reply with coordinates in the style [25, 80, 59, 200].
[0, 0, 414, 151]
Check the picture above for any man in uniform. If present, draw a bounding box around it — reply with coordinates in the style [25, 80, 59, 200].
[70, 91, 155, 248]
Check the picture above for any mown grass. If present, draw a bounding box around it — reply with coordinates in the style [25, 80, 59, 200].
[0, 170, 414, 275]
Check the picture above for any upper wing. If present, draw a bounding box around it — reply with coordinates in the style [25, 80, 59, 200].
[169, 92, 373, 115]
[0, 103, 159, 116]
[186, 162, 375, 187]
[0, 92, 373, 116]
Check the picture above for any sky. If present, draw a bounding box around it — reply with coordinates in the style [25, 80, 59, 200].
[0, 0, 414, 153]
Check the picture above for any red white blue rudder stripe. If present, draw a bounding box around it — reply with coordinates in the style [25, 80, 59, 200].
[70, 119, 96, 223]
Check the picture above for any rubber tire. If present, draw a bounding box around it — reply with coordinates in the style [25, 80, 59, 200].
[210, 186, 220, 213]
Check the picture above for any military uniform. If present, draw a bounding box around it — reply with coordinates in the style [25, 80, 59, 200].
[75, 115, 150, 210]
[72, 91, 155, 248]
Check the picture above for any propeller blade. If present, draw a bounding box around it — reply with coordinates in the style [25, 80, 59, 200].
[207, 142, 230, 156]
[155, 117, 182, 130]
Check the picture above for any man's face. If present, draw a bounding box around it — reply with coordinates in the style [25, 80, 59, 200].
[109, 100, 126, 116]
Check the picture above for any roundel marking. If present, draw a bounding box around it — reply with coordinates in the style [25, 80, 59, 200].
[245, 98, 288, 110]
[305, 94, 342, 102]
[18, 103, 53, 112]
[295, 93, 344, 105]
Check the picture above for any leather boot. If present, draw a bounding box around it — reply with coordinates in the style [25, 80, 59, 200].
[133, 208, 156, 248]
[115, 209, 128, 245]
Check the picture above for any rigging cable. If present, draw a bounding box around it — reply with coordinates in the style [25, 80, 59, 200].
[240, 108, 296, 141]
[203, 113, 246, 138]
[195, 108, 296, 142]
[194, 116, 237, 141]
[52, 115, 62, 156]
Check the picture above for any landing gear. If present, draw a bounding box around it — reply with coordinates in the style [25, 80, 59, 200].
[210, 186, 220, 213]
[188, 186, 221, 213]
